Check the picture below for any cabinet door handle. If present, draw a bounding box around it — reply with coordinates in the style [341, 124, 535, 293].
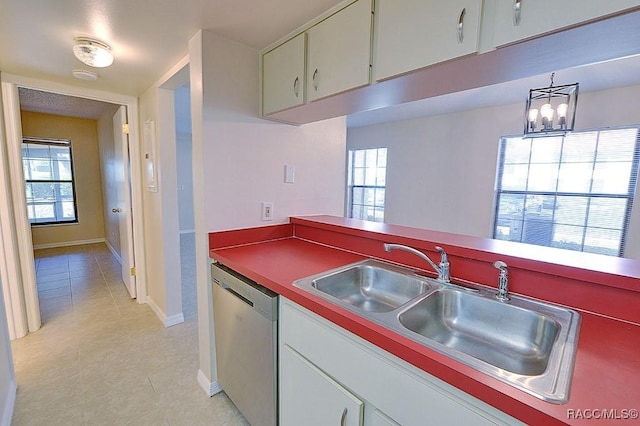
[340, 407, 348, 426]
[513, 0, 522, 26]
[293, 76, 299, 97]
[112, 208, 122, 213]
[312, 68, 319, 91]
[457, 8, 466, 44]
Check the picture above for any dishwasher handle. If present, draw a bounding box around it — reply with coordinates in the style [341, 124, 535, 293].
[211, 263, 279, 322]
[216, 280, 254, 307]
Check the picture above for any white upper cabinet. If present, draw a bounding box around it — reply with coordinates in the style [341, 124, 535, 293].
[262, 33, 306, 116]
[374, 0, 482, 82]
[493, 0, 640, 47]
[306, 0, 373, 102]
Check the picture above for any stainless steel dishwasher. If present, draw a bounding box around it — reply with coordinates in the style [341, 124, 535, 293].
[211, 262, 278, 426]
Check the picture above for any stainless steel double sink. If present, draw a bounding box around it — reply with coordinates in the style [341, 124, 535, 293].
[293, 259, 581, 403]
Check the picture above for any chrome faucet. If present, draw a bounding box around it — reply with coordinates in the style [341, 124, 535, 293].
[494, 261, 510, 301]
[383, 243, 450, 283]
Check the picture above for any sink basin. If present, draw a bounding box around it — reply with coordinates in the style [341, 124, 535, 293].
[398, 289, 559, 376]
[293, 259, 581, 403]
[309, 260, 431, 312]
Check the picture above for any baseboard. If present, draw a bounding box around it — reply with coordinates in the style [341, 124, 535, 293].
[146, 296, 185, 328]
[105, 241, 122, 264]
[165, 312, 185, 327]
[179, 229, 195, 234]
[33, 238, 106, 250]
[1, 380, 16, 426]
[197, 369, 223, 397]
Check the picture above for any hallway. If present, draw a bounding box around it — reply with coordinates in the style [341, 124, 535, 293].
[10, 236, 247, 425]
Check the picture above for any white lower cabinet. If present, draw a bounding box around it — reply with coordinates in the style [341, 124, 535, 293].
[281, 344, 364, 425]
[370, 410, 400, 426]
[279, 298, 524, 426]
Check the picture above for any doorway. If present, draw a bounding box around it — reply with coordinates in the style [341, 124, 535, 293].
[0, 76, 147, 339]
[174, 84, 196, 319]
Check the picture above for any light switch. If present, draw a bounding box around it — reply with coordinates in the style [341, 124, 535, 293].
[285, 165, 295, 183]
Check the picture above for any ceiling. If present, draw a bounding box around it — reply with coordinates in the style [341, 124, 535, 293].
[0, 0, 343, 96]
[18, 88, 119, 119]
[348, 54, 640, 128]
[4, 1, 640, 127]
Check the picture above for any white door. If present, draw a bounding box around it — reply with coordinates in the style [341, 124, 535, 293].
[113, 106, 136, 298]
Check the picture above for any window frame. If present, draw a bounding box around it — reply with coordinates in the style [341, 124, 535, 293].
[22, 137, 79, 226]
[347, 147, 388, 223]
[492, 126, 640, 257]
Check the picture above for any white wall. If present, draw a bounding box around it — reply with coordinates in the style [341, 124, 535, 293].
[347, 84, 640, 259]
[21, 111, 107, 247]
[189, 31, 347, 392]
[0, 277, 15, 426]
[174, 85, 195, 232]
[198, 36, 346, 232]
[174, 85, 191, 134]
[176, 133, 195, 232]
[0, 80, 17, 423]
[138, 82, 184, 325]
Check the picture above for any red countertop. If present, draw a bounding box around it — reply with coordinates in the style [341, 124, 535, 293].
[209, 216, 640, 425]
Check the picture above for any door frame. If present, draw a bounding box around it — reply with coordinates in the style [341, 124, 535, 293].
[0, 73, 148, 336]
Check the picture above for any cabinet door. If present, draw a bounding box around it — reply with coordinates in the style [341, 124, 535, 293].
[493, 0, 640, 47]
[280, 344, 364, 426]
[262, 33, 306, 115]
[374, 0, 482, 82]
[370, 409, 401, 426]
[307, 0, 372, 102]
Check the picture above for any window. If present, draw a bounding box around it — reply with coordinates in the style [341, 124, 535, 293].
[22, 138, 78, 225]
[493, 128, 640, 256]
[348, 148, 387, 222]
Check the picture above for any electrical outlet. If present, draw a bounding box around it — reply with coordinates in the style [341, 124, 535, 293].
[262, 202, 273, 221]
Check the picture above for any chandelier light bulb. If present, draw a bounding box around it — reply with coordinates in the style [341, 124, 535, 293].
[528, 108, 539, 122]
[540, 103, 554, 120]
[540, 103, 554, 129]
[557, 103, 568, 118]
[557, 103, 569, 128]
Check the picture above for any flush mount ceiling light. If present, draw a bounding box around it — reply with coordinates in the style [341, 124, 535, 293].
[73, 37, 114, 68]
[524, 73, 579, 137]
[72, 69, 98, 81]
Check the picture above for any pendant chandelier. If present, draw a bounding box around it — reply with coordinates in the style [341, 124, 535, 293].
[524, 73, 578, 137]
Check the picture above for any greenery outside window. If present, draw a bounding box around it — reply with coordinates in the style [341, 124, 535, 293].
[348, 147, 387, 223]
[22, 138, 78, 225]
[493, 128, 640, 256]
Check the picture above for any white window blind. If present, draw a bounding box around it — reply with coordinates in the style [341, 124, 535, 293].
[22, 138, 78, 225]
[493, 128, 640, 256]
[348, 148, 387, 223]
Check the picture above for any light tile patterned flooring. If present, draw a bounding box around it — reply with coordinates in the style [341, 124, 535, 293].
[10, 234, 248, 425]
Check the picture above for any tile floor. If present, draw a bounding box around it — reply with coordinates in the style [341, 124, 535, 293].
[10, 233, 248, 425]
